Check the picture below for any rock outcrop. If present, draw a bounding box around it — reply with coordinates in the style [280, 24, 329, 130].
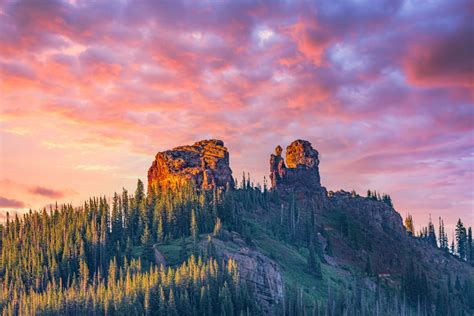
[210, 232, 284, 315]
[147, 139, 234, 193]
[270, 139, 321, 191]
[329, 190, 404, 238]
[269, 145, 287, 188]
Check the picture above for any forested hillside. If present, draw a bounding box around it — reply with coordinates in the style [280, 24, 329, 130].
[1, 139, 473, 315]
[0, 181, 257, 315]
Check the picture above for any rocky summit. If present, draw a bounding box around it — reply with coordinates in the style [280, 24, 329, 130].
[270, 139, 321, 192]
[147, 139, 234, 193]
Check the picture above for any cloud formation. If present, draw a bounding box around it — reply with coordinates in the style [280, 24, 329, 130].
[28, 186, 64, 199]
[0, 196, 25, 208]
[0, 0, 472, 231]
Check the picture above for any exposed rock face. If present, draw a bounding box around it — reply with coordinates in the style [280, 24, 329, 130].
[211, 232, 284, 315]
[269, 145, 287, 188]
[270, 139, 321, 191]
[153, 246, 167, 267]
[330, 191, 404, 238]
[147, 139, 234, 193]
[286, 140, 320, 171]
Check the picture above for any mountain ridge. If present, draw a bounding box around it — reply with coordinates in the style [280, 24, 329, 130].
[147, 138, 474, 314]
[1, 138, 472, 315]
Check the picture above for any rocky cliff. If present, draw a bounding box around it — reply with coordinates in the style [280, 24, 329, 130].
[147, 139, 234, 193]
[270, 139, 321, 192]
[209, 232, 284, 315]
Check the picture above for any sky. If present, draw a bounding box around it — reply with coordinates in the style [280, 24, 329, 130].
[0, 0, 472, 235]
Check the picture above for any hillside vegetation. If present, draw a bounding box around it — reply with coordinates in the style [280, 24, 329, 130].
[1, 178, 472, 315]
[1, 138, 473, 315]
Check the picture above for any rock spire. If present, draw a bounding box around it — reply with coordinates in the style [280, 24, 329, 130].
[270, 140, 321, 191]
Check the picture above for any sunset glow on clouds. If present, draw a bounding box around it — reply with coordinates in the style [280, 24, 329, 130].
[0, 0, 472, 233]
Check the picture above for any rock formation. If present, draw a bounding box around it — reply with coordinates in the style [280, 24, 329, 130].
[270, 139, 321, 191]
[208, 231, 284, 315]
[147, 139, 234, 193]
[269, 145, 286, 188]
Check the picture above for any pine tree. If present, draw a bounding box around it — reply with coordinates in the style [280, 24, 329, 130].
[135, 179, 145, 204]
[169, 288, 177, 316]
[157, 209, 164, 243]
[108, 257, 117, 287]
[144, 284, 151, 315]
[404, 214, 415, 236]
[159, 285, 166, 314]
[141, 223, 151, 245]
[206, 235, 216, 259]
[438, 217, 448, 251]
[382, 194, 393, 207]
[428, 215, 437, 248]
[307, 240, 322, 279]
[213, 217, 222, 237]
[190, 208, 199, 244]
[79, 258, 89, 293]
[138, 199, 148, 242]
[455, 219, 467, 260]
[111, 192, 122, 244]
[468, 227, 473, 264]
[141, 224, 155, 264]
[122, 188, 130, 237]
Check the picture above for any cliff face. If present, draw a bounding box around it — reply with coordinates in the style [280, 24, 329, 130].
[330, 191, 404, 238]
[210, 232, 284, 315]
[270, 139, 321, 192]
[147, 139, 234, 193]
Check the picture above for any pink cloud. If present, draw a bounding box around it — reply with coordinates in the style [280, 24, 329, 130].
[288, 17, 333, 66]
[28, 186, 65, 199]
[404, 24, 473, 88]
[0, 0, 472, 232]
[0, 196, 25, 208]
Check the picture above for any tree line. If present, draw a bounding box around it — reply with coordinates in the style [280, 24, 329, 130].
[404, 214, 473, 264]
